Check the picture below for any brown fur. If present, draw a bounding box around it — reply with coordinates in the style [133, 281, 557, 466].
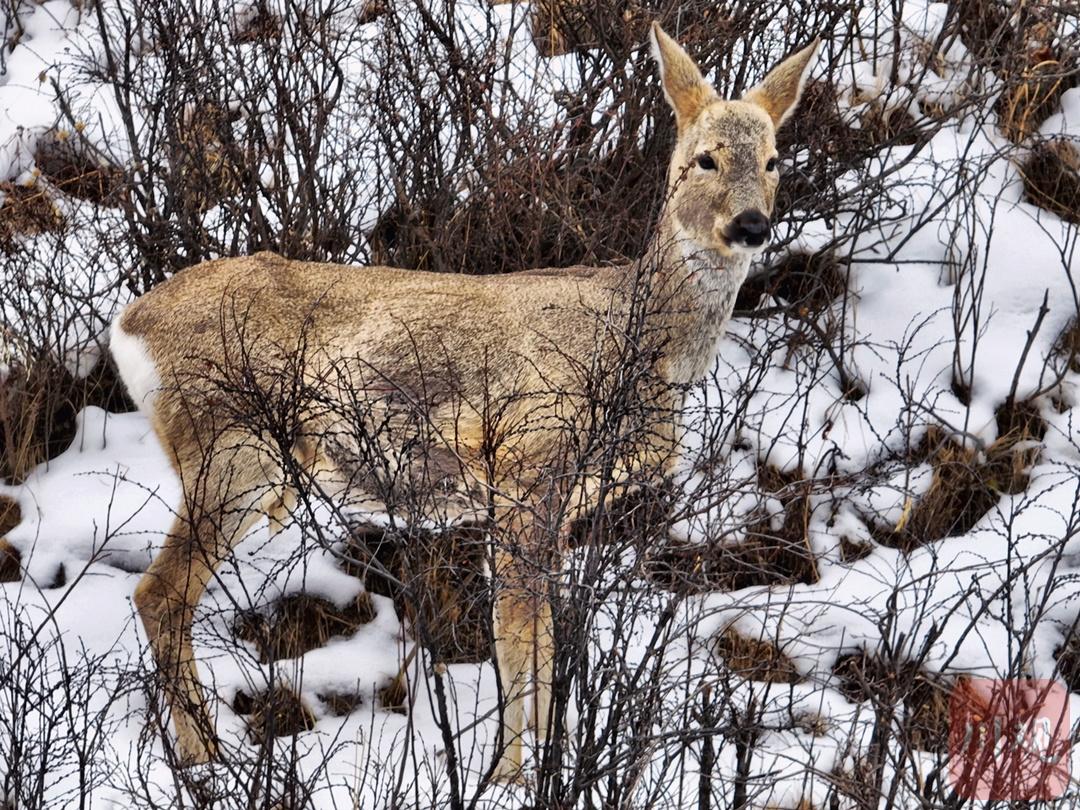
[113, 26, 817, 780]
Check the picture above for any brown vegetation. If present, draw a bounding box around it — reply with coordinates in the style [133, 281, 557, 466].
[232, 686, 316, 743]
[833, 651, 951, 753]
[873, 410, 1044, 552]
[0, 182, 64, 250]
[233, 6, 282, 44]
[34, 136, 125, 206]
[316, 690, 364, 717]
[0, 496, 21, 583]
[1023, 140, 1080, 225]
[647, 468, 819, 594]
[998, 20, 1076, 144]
[1056, 314, 1080, 373]
[715, 627, 803, 684]
[1054, 627, 1080, 693]
[0, 355, 134, 483]
[343, 523, 491, 664]
[233, 592, 377, 663]
[0, 540, 20, 583]
[735, 251, 846, 314]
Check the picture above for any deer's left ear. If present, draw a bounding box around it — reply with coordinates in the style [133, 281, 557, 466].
[743, 39, 820, 129]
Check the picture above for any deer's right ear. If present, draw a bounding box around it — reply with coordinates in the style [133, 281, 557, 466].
[650, 23, 716, 132]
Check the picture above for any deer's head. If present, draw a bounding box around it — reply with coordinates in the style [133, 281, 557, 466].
[651, 24, 818, 257]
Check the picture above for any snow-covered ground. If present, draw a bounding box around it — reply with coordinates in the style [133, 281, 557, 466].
[4, 0, 1080, 806]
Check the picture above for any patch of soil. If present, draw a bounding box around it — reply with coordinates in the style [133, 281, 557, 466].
[232, 686, 316, 744]
[715, 628, 803, 684]
[833, 651, 952, 754]
[234, 592, 376, 663]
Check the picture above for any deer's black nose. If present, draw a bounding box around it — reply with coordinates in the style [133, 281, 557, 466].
[727, 210, 771, 248]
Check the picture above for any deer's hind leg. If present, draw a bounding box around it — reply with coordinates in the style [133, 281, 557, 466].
[135, 441, 272, 765]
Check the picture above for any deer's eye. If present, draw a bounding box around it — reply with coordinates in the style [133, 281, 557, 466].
[766, 157, 779, 172]
[696, 154, 717, 171]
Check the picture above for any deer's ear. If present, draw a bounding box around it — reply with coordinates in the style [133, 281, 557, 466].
[650, 23, 716, 132]
[743, 39, 820, 129]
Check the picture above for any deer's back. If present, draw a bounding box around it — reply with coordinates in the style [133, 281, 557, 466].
[115, 252, 631, 475]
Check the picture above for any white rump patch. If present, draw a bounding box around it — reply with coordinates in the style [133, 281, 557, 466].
[109, 310, 161, 412]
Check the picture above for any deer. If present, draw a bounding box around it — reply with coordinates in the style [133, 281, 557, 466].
[109, 24, 818, 782]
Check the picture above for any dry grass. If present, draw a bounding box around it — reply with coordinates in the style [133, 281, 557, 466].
[1, 358, 74, 483]
[0, 540, 20, 583]
[233, 7, 283, 44]
[34, 136, 125, 206]
[174, 104, 244, 214]
[0, 494, 19, 537]
[0, 495, 21, 583]
[0, 182, 64, 250]
[838, 534, 873, 563]
[1023, 140, 1080, 225]
[715, 628, 803, 684]
[378, 675, 409, 714]
[232, 686, 316, 744]
[0, 355, 134, 483]
[646, 467, 819, 593]
[1056, 315, 1080, 373]
[833, 651, 952, 754]
[644, 536, 815, 593]
[356, 0, 388, 24]
[316, 690, 364, 717]
[344, 523, 491, 664]
[735, 251, 847, 315]
[529, 0, 639, 57]
[776, 81, 921, 214]
[1054, 628, 1080, 692]
[567, 483, 672, 548]
[233, 592, 376, 663]
[998, 21, 1075, 144]
[874, 409, 1043, 552]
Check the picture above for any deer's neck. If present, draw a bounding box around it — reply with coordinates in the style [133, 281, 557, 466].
[642, 216, 753, 385]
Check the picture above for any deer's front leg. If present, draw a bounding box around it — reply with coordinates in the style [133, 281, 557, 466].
[492, 565, 535, 783]
[490, 491, 562, 783]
